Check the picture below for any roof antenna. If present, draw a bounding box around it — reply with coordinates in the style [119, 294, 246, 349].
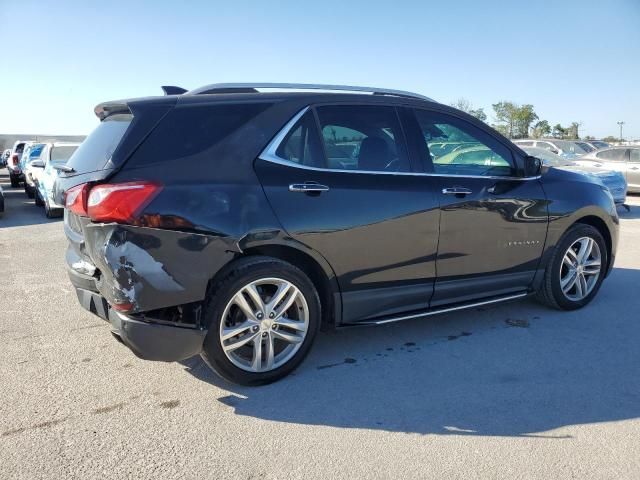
[161, 86, 187, 95]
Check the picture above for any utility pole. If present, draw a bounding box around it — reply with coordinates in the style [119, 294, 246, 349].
[617, 121, 625, 142]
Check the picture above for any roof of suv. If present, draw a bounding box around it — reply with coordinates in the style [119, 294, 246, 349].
[184, 83, 435, 102]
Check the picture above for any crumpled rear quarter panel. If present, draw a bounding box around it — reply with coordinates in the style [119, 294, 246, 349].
[83, 224, 238, 312]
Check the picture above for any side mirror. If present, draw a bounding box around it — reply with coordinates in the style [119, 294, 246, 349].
[524, 155, 542, 177]
[31, 160, 45, 168]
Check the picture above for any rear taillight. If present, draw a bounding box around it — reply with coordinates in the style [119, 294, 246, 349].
[87, 181, 162, 223]
[64, 183, 90, 216]
[11, 154, 18, 166]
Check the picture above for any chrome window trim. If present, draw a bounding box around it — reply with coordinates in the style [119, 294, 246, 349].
[259, 107, 542, 182]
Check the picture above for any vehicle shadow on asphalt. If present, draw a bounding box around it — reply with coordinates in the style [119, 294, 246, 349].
[0, 175, 62, 227]
[179, 266, 640, 437]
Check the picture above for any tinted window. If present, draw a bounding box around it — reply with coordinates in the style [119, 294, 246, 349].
[275, 111, 324, 167]
[67, 114, 132, 173]
[315, 105, 410, 172]
[414, 110, 514, 176]
[132, 103, 271, 166]
[535, 141, 557, 152]
[576, 142, 595, 153]
[15, 143, 25, 154]
[50, 145, 79, 164]
[29, 144, 45, 159]
[596, 149, 627, 162]
[631, 149, 640, 162]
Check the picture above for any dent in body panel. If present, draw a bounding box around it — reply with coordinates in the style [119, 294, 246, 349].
[83, 224, 239, 312]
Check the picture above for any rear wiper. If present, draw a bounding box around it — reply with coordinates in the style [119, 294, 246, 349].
[53, 165, 76, 174]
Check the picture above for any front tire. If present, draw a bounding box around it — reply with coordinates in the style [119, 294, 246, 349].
[537, 224, 607, 310]
[201, 256, 321, 386]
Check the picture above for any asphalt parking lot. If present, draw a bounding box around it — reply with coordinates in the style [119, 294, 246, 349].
[1, 171, 640, 480]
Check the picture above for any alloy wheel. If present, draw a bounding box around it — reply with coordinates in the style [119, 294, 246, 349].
[559, 236, 602, 301]
[219, 277, 309, 373]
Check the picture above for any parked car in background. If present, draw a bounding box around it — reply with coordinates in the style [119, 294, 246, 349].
[6, 141, 30, 187]
[514, 139, 588, 158]
[573, 146, 640, 193]
[574, 141, 596, 154]
[522, 146, 627, 205]
[21, 143, 46, 198]
[33, 142, 80, 217]
[1, 149, 10, 167]
[585, 140, 610, 150]
[0, 184, 4, 216]
[57, 83, 619, 385]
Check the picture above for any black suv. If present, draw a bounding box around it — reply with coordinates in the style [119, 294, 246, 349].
[58, 83, 619, 385]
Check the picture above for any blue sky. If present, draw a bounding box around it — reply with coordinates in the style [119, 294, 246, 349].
[1, 0, 638, 139]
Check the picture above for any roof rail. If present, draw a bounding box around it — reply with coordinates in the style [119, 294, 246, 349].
[186, 83, 434, 102]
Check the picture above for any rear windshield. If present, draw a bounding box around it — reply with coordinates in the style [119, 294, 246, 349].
[51, 145, 79, 164]
[66, 114, 132, 173]
[15, 143, 25, 153]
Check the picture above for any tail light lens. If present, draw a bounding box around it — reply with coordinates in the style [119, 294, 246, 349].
[64, 183, 90, 216]
[11, 154, 18, 166]
[87, 181, 162, 223]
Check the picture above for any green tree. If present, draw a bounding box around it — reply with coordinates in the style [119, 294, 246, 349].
[450, 98, 487, 123]
[566, 122, 581, 140]
[492, 101, 538, 138]
[469, 108, 487, 122]
[552, 124, 566, 139]
[514, 104, 538, 139]
[532, 120, 551, 138]
[492, 101, 519, 138]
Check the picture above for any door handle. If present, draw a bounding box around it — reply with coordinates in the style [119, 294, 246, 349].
[289, 182, 330, 194]
[631, 167, 639, 171]
[442, 187, 472, 196]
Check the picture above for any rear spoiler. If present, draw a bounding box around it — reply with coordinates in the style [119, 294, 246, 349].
[161, 86, 187, 95]
[94, 101, 130, 120]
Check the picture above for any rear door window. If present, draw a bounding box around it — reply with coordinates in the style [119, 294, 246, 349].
[315, 105, 410, 172]
[596, 149, 627, 162]
[66, 113, 132, 173]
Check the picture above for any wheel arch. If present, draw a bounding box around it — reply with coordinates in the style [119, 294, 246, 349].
[208, 242, 342, 330]
[572, 215, 612, 268]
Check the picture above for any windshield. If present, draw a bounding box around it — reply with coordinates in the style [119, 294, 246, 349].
[554, 140, 588, 154]
[523, 147, 575, 167]
[50, 145, 79, 165]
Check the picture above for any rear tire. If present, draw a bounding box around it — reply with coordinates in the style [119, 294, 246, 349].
[35, 190, 44, 207]
[537, 224, 607, 310]
[201, 256, 321, 386]
[10, 176, 19, 188]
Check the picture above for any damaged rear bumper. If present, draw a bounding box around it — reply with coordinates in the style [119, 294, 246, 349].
[75, 287, 207, 362]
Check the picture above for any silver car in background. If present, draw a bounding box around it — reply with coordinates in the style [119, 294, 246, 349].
[523, 146, 627, 205]
[573, 146, 640, 193]
[514, 139, 588, 158]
